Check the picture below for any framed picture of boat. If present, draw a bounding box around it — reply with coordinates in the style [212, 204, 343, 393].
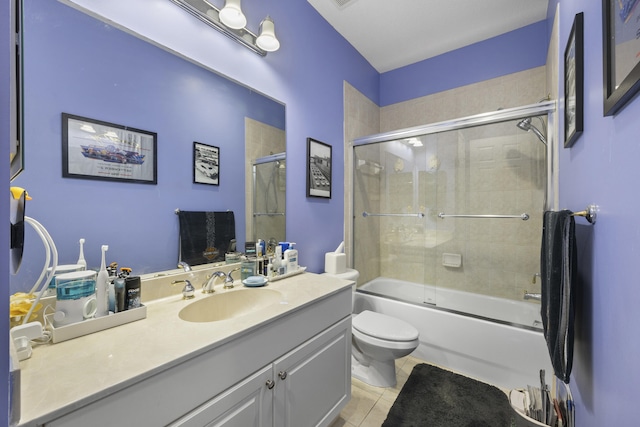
[62, 113, 157, 184]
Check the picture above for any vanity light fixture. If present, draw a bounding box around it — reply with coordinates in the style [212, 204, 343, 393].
[170, 0, 280, 56]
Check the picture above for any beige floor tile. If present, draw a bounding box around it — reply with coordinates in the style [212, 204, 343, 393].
[338, 381, 382, 427]
[351, 376, 385, 398]
[359, 397, 393, 427]
[328, 416, 358, 427]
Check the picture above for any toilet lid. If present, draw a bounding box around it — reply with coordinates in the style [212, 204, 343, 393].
[353, 310, 419, 342]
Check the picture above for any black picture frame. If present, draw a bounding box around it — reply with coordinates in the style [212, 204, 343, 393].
[565, 12, 584, 148]
[193, 141, 220, 186]
[306, 138, 332, 199]
[62, 113, 157, 184]
[603, 0, 640, 116]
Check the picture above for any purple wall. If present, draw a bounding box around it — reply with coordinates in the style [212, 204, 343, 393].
[380, 21, 548, 106]
[555, 1, 640, 425]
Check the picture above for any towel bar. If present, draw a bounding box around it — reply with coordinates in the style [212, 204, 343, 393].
[571, 204, 597, 224]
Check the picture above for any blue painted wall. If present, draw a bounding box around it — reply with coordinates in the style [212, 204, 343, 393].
[553, 0, 640, 425]
[380, 21, 548, 106]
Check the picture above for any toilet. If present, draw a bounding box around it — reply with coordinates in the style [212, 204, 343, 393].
[324, 266, 420, 388]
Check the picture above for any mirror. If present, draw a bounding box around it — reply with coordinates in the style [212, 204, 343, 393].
[10, 0, 285, 293]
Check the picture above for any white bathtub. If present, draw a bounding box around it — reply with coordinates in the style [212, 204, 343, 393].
[354, 277, 553, 390]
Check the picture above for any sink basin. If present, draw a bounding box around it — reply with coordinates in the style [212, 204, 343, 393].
[178, 288, 283, 323]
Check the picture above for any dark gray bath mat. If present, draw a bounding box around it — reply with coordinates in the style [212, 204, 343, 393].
[382, 363, 517, 427]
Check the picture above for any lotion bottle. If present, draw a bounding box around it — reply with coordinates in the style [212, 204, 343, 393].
[95, 245, 109, 317]
[284, 243, 298, 274]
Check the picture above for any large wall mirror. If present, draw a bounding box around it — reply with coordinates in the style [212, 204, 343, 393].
[10, 0, 286, 293]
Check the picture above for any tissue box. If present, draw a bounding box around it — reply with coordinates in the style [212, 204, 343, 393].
[324, 252, 346, 274]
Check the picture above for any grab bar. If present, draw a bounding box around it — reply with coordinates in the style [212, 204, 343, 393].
[362, 212, 425, 218]
[253, 212, 285, 217]
[438, 212, 530, 221]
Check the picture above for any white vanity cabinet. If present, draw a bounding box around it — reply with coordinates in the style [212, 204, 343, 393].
[37, 282, 352, 427]
[170, 316, 351, 427]
[273, 317, 351, 427]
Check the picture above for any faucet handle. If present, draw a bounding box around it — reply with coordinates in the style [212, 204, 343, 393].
[224, 267, 241, 289]
[172, 279, 195, 299]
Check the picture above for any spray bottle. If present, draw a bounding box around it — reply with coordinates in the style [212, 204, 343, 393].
[77, 238, 87, 269]
[95, 245, 109, 317]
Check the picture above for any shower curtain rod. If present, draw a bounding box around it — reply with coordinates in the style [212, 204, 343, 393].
[438, 212, 530, 221]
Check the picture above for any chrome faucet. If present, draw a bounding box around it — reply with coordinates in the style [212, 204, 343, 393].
[224, 267, 241, 289]
[203, 271, 226, 293]
[524, 290, 542, 301]
[178, 261, 192, 272]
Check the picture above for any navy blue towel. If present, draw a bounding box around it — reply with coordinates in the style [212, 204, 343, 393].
[540, 210, 577, 383]
[177, 211, 235, 265]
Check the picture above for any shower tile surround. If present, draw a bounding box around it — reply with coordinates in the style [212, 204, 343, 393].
[345, 66, 547, 303]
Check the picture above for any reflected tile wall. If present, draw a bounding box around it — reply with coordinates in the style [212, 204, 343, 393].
[245, 118, 286, 242]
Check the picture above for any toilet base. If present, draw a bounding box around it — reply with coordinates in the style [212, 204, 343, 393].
[351, 354, 397, 388]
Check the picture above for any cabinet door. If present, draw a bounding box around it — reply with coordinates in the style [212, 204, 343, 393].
[273, 317, 351, 427]
[169, 365, 273, 427]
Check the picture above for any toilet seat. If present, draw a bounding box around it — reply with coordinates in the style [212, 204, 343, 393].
[353, 310, 419, 342]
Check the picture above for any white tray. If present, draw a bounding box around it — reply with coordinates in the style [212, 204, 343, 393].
[45, 305, 147, 343]
[267, 266, 306, 282]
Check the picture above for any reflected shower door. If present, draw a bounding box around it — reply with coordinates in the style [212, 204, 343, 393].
[252, 153, 286, 243]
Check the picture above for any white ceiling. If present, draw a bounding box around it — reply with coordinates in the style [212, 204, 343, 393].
[307, 0, 549, 73]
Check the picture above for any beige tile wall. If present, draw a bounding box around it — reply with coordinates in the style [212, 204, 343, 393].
[345, 66, 548, 301]
[244, 118, 286, 243]
[344, 82, 380, 283]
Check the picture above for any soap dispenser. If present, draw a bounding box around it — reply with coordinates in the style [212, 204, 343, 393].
[77, 238, 87, 269]
[95, 245, 109, 317]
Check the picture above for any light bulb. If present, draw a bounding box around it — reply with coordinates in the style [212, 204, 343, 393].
[219, 0, 247, 29]
[256, 16, 280, 52]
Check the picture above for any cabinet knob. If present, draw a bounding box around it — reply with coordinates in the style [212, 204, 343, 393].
[266, 379, 275, 389]
[278, 371, 287, 380]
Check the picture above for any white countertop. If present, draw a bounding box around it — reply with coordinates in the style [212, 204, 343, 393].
[17, 272, 352, 426]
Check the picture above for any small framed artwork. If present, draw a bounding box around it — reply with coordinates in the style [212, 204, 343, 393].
[62, 113, 157, 184]
[193, 141, 219, 185]
[306, 138, 332, 199]
[603, 0, 640, 116]
[564, 12, 584, 148]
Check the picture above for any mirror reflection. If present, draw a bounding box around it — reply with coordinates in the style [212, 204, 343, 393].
[11, 0, 285, 293]
[249, 152, 286, 243]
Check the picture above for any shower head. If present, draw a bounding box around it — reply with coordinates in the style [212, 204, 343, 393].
[516, 117, 547, 146]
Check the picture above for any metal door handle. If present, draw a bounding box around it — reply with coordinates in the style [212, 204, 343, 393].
[278, 371, 287, 380]
[266, 379, 275, 389]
